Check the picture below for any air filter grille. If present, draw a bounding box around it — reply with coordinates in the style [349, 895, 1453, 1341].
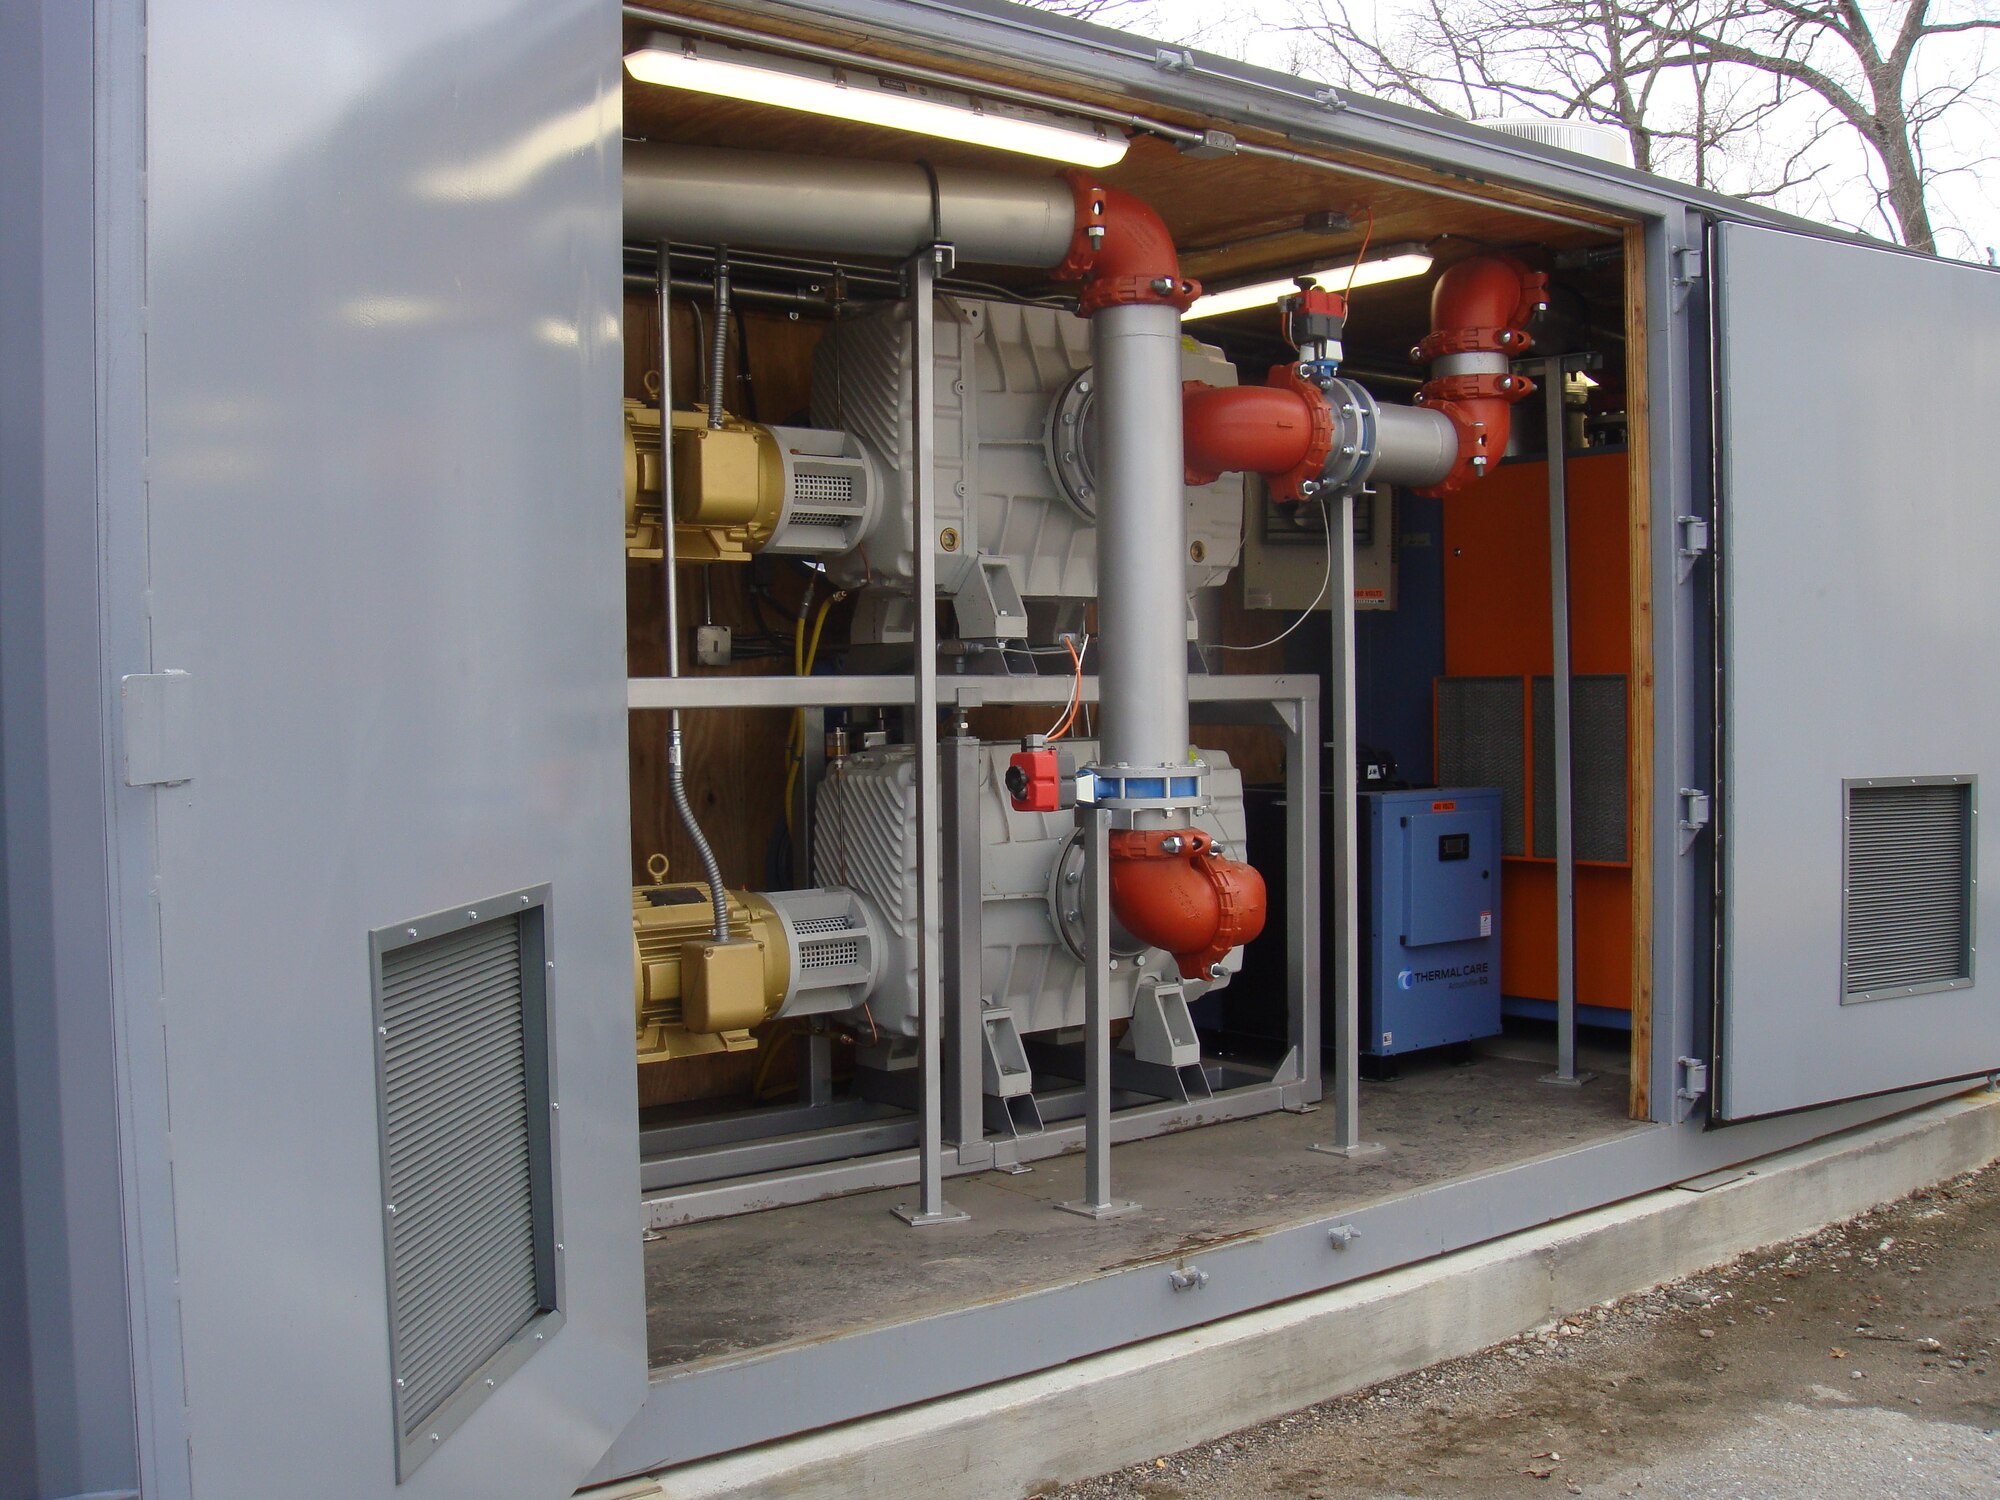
[1437, 676, 1527, 856]
[373, 892, 558, 1474]
[1843, 779, 1975, 1002]
[1533, 674, 1630, 863]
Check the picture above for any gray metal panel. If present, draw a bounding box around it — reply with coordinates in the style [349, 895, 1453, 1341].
[141, 3, 643, 1496]
[1714, 222, 2000, 1119]
[2, 4, 156, 1494]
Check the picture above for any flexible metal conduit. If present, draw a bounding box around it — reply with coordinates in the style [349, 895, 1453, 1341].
[656, 243, 730, 941]
[706, 251, 731, 429]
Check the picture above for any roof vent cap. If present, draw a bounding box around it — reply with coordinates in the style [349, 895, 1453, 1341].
[1486, 117, 1636, 168]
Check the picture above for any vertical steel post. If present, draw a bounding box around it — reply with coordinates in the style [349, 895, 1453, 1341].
[1314, 489, 1381, 1155]
[1058, 802, 1137, 1218]
[894, 247, 967, 1225]
[943, 724, 988, 1159]
[1282, 691, 1323, 1108]
[800, 1032, 834, 1109]
[1540, 358, 1594, 1089]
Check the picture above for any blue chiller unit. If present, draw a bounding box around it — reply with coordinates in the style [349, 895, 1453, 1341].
[1359, 787, 1504, 1057]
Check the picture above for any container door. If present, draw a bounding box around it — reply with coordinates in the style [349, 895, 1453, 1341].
[1712, 221, 2000, 1119]
[141, 2, 645, 1494]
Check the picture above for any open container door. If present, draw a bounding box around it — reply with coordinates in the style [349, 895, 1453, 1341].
[1713, 221, 2000, 1119]
[137, 1, 645, 1493]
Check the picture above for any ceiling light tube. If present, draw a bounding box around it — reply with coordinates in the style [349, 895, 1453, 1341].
[625, 33, 1129, 169]
[1184, 245, 1435, 320]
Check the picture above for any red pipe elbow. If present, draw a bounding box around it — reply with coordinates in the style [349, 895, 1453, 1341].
[1182, 382, 1314, 486]
[1412, 255, 1547, 495]
[1053, 173, 1200, 315]
[1109, 828, 1268, 981]
[1181, 366, 1333, 504]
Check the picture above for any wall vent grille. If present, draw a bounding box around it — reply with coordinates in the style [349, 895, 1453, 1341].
[1532, 674, 1630, 863]
[1843, 779, 1975, 1002]
[1437, 676, 1527, 856]
[372, 891, 560, 1476]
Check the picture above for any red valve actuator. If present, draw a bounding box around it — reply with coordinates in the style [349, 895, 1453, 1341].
[1006, 740, 1076, 814]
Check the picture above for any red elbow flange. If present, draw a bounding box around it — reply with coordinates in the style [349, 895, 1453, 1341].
[1108, 828, 1268, 981]
[1054, 172, 1200, 315]
[1182, 366, 1333, 504]
[1412, 254, 1548, 495]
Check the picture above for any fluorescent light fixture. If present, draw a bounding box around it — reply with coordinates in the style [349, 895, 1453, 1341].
[1184, 245, 1435, 320]
[625, 34, 1128, 169]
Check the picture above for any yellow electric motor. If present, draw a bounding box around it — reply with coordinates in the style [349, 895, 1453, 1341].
[632, 875, 791, 1063]
[623, 400, 787, 564]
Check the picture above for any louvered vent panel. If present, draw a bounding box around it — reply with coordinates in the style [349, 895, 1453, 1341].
[1843, 781, 1974, 999]
[1436, 676, 1527, 856]
[377, 912, 545, 1451]
[1532, 675, 1630, 863]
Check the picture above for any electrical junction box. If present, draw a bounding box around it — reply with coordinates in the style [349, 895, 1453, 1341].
[1241, 481, 1395, 612]
[1360, 786, 1503, 1057]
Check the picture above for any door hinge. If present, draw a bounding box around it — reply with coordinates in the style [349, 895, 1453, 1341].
[1676, 1056, 1709, 1103]
[121, 671, 195, 787]
[1674, 246, 1704, 286]
[1677, 514, 1709, 560]
[1679, 788, 1711, 833]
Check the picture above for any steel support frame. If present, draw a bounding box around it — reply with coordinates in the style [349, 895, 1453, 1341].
[631, 677, 1319, 1223]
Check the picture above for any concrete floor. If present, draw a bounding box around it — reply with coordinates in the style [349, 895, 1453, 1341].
[644, 1036, 1644, 1368]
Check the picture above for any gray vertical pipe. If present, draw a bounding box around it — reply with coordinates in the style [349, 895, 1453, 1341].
[1312, 491, 1377, 1155]
[893, 248, 966, 1226]
[1540, 361, 1590, 1088]
[657, 242, 729, 940]
[1088, 302, 1193, 784]
[1057, 805, 1135, 1217]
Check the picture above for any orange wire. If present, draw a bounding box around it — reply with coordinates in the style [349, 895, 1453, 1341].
[1343, 204, 1376, 297]
[1047, 637, 1085, 741]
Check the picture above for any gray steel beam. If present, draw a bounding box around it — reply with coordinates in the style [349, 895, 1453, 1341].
[640, 1077, 1302, 1229]
[628, 673, 1321, 712]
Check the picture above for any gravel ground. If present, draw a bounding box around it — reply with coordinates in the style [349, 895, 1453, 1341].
[1044, 1160, 2000, 1499]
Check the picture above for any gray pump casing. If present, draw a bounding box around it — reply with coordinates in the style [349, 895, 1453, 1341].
[811, 740, 1248, 1040]
[807, 296, 1244, 641]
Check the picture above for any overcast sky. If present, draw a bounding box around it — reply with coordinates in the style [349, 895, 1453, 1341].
[1029, 0, 2000, 262]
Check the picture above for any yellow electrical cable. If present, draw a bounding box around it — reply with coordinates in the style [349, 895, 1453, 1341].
[783, 590, 845, 837]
